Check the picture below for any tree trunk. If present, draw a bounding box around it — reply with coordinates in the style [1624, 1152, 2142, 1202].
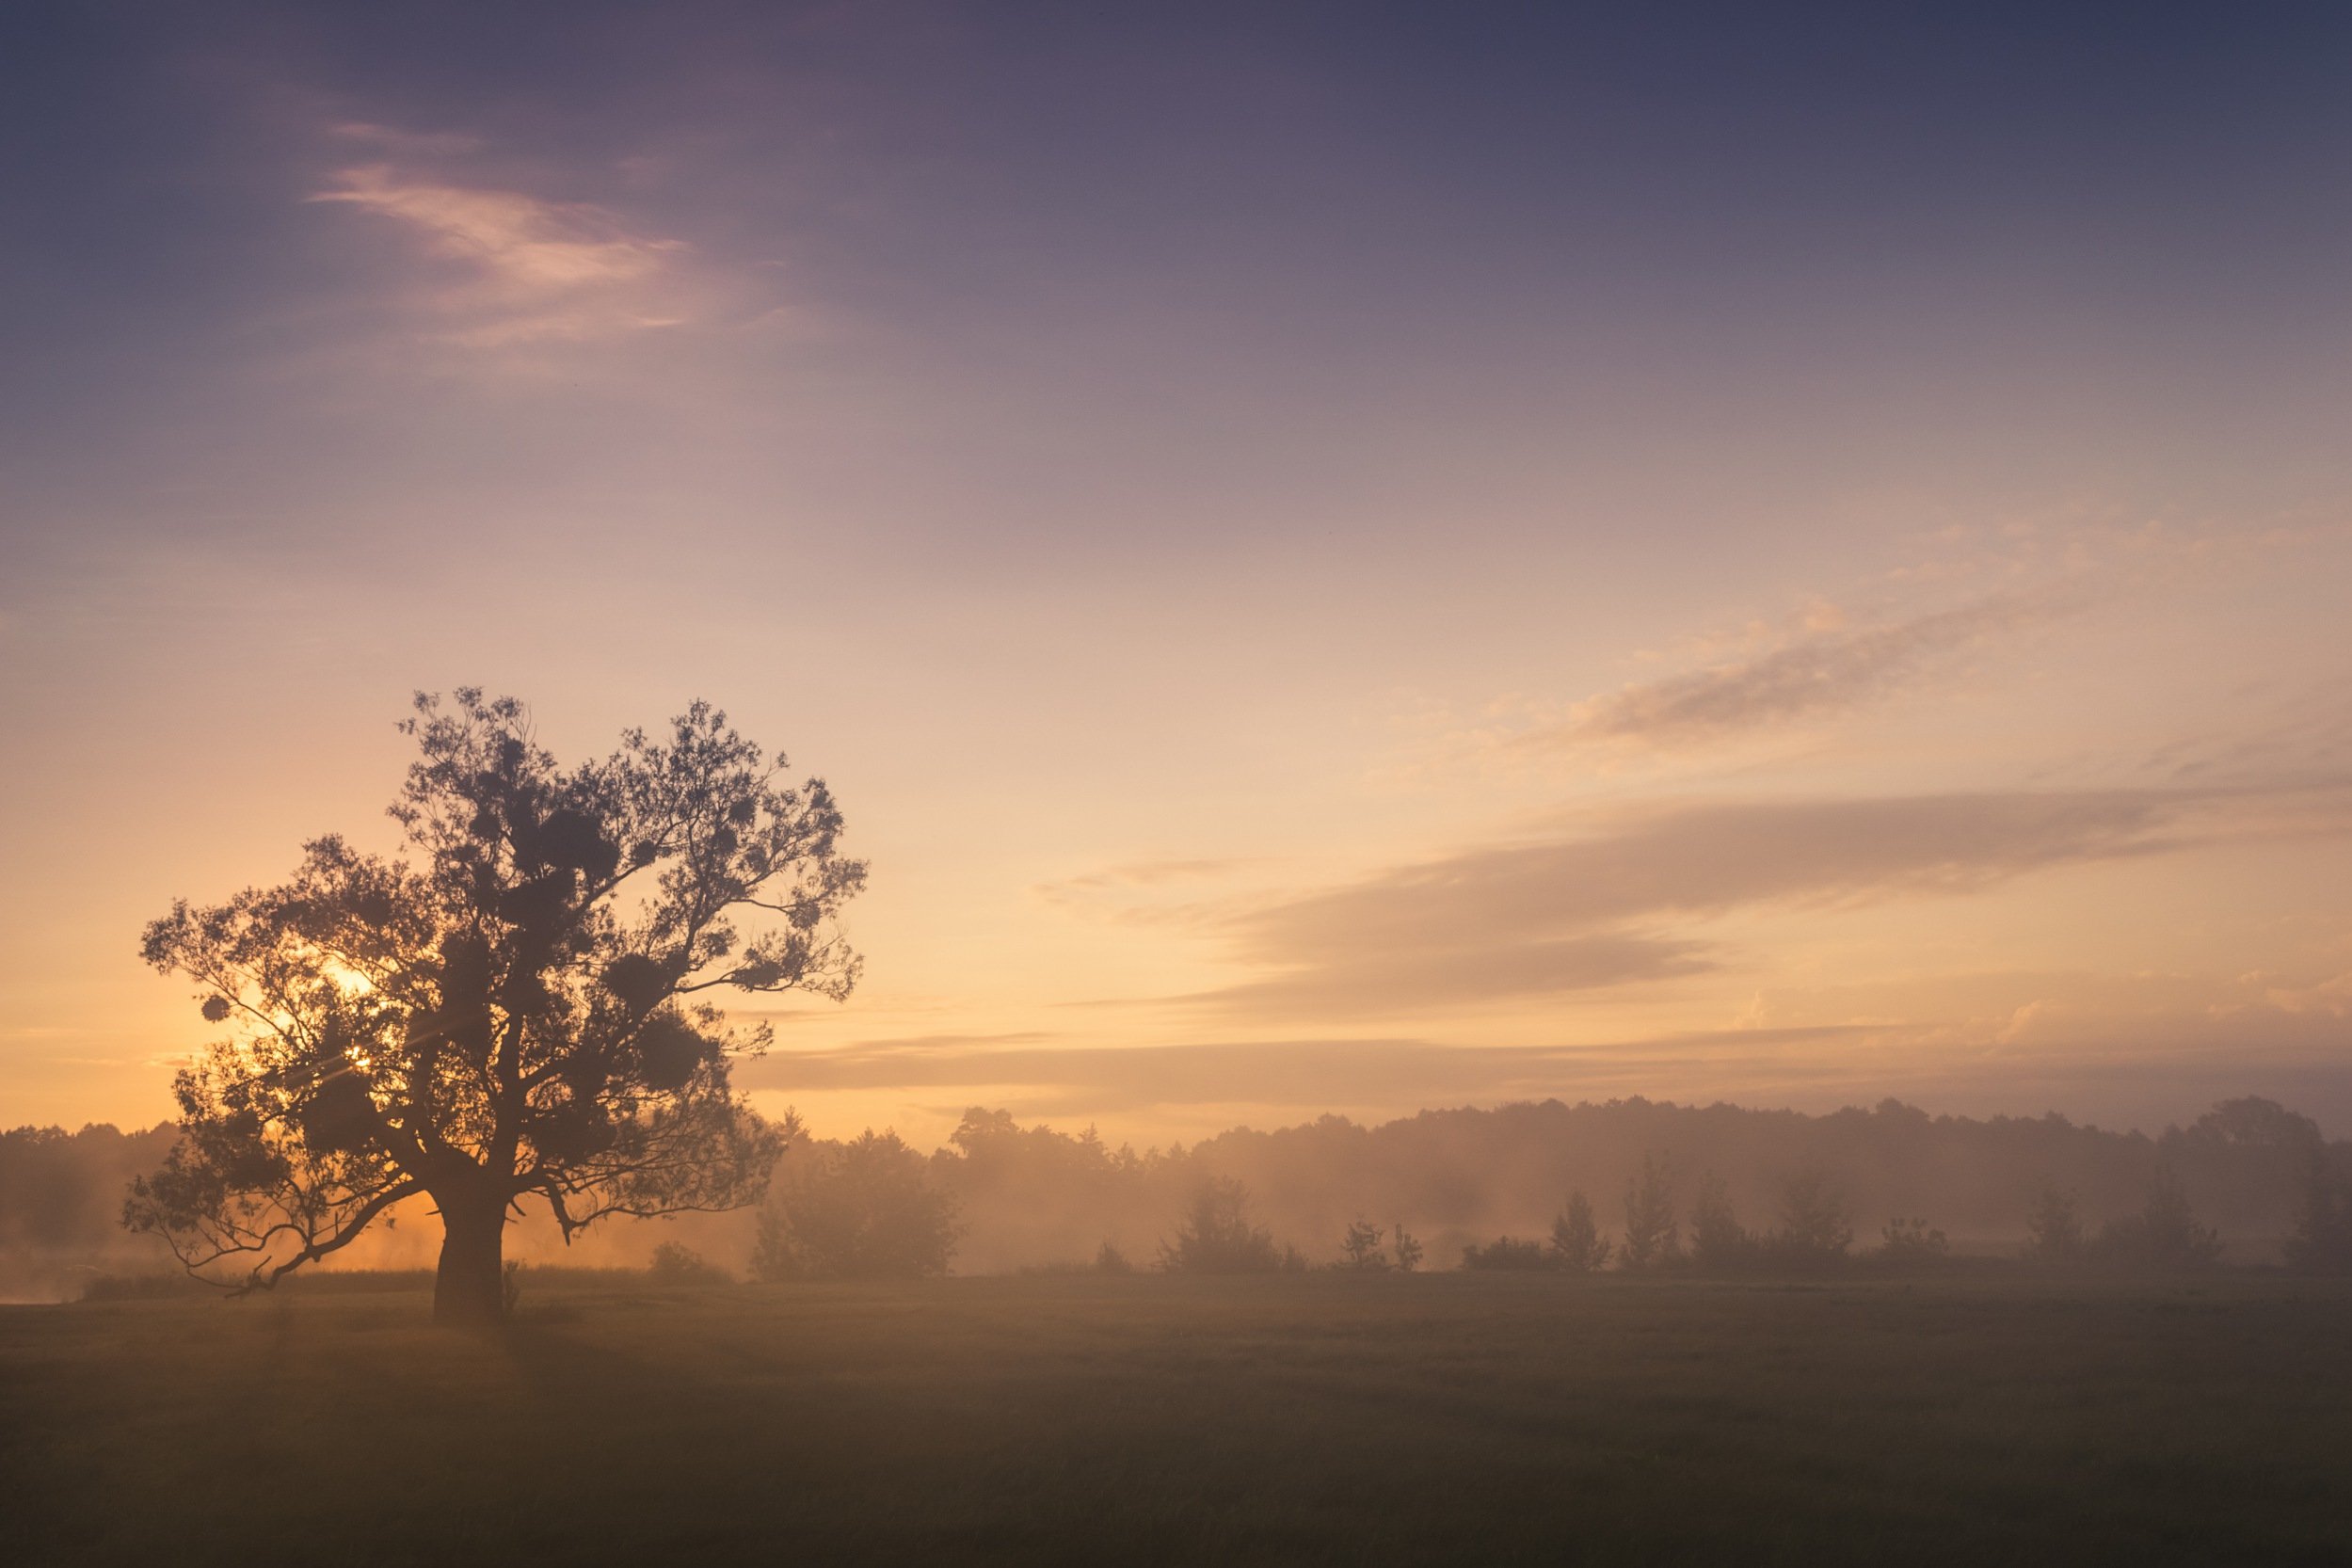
[432, 1194, 508, 1327]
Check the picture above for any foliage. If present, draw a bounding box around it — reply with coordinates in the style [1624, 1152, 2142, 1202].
[1338, 1217, 1391, 1270]
[1159, 1178, 1285, 1273]
[1390, 1224, 1424, 1273]
[1549, 1190, 1611, 1272]
[125, 692, 864, 1319]
[1620, 1152, 1679, 1272]
[1768, 1168, 1853, 1270]
[1687, 1173, 1753, 1272]
[2090, 1166, 2223, 1272]
[1093, 1240, 1134, 1274]
[1461, 1236, 1551, 1270]
[753, 1130, 963, 1280]
[648, 1240, 729, 1284]
[1874, 1216, 1950, 1265]
[2024, 1185, 2088, 1264]
[2284, 1148, 2352, 1275]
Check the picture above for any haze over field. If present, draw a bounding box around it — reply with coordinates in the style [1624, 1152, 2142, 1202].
[5, 3, 2351, 1151]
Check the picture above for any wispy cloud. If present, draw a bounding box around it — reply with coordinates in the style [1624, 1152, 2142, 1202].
[310, 154, 695, 345]
[1189, 784, 2352, 1019]
[1524, 594, 2057, 755]
[737, 1029, 1865, 1112]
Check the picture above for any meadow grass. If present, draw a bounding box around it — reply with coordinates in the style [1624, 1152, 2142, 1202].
[3, 1271, 2346, 1564]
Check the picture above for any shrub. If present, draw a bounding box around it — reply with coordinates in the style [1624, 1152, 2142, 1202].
[1874, 1217, 1950, 1266]
[1461, 1237, 1551, 1271]
[648, 1240, 729, 1285]
[1160, 1178, 1286, 1273]
[1337, 1218, 1392, 1271]
[1391, 1224, 1424, 1273]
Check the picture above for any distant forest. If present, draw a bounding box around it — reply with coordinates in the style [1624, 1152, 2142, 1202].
[7, 1096, 2347, 1296]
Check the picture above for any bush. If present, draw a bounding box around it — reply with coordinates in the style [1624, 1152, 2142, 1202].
[648, 1241, 730, 1285]
[1336, 1218, 1392, 1271]
[1873, 1217, 1950, 1266]
[1160, 1178, 1286, 1273]
[1461, 1237, 1551, 1271]
[1391, 1224, 1424, 1273]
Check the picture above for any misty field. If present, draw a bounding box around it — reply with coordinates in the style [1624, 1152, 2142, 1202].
[4, 1273, 2348, 1565]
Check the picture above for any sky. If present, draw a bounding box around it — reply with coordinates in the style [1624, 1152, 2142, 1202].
[4, 1, 2351, 1144]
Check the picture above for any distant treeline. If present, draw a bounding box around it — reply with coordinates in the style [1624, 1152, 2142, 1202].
[908, 1095, 2352, 1276]
[0, 1123, 178, 1298]
[11, 1096, 2351, 1293]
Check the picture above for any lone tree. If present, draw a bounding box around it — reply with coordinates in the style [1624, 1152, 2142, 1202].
[127, 691, 865, 1324]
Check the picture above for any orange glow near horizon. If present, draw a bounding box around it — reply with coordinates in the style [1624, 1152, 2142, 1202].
[4, 11, 2351, 1147]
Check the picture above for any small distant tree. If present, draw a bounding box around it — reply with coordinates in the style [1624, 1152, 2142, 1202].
[1461, 1236, 1551, 1271]
[1338, 1218, 1391, 1271]
[2093, 1164, 2222, 1272]
[1093, 1240, 1133, 1274]
[1874, 1217, 1949, 1266]
[1160, 1177, 1284, 1273]
[1687, 1172, 1752, 1272]
[752, 1129, 963, 1280]
[1549, 1191, 1610, 1272]
[1620, 1152, 1679, 1272]
[1770, 1168, 1853, 1270]
[2024, 1184, 2087, 1263]
[2284, 1149, 2352, 1275]
[1391, 1224, 1424, 1273]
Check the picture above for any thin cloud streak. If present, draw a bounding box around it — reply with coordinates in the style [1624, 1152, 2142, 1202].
[1189, 784, 2352, 1018]
[1526, 594, 2059, 754]
[739, 1029, 1867, 1111]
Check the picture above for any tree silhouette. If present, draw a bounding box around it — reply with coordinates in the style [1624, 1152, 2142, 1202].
[1391, 1223, 1424, 1273]
[2285, 1147, 2352, 1274]
[1687, 1172, 1752, 1272]
[2093, 1163, 2222, 1271]
[2023, 1184, 2087, 1263]
[127, 691, 864, 1323]
[1159, 1177, 1283, 1272]
[1338, 1217, 1391, 1270]
[1771, 1167, 1853, 1269]
[1620, 1152, 1679, 1272]
[1549, 1190, 1611, 1272]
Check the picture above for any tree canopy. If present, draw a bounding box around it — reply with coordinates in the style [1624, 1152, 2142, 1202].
[128, 691, 864, 1322]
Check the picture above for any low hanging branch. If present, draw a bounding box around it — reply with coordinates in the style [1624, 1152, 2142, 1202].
[127, 690, 864, 1323]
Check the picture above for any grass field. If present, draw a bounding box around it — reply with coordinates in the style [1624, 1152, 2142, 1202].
[3, 1272, 2348, 1564]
